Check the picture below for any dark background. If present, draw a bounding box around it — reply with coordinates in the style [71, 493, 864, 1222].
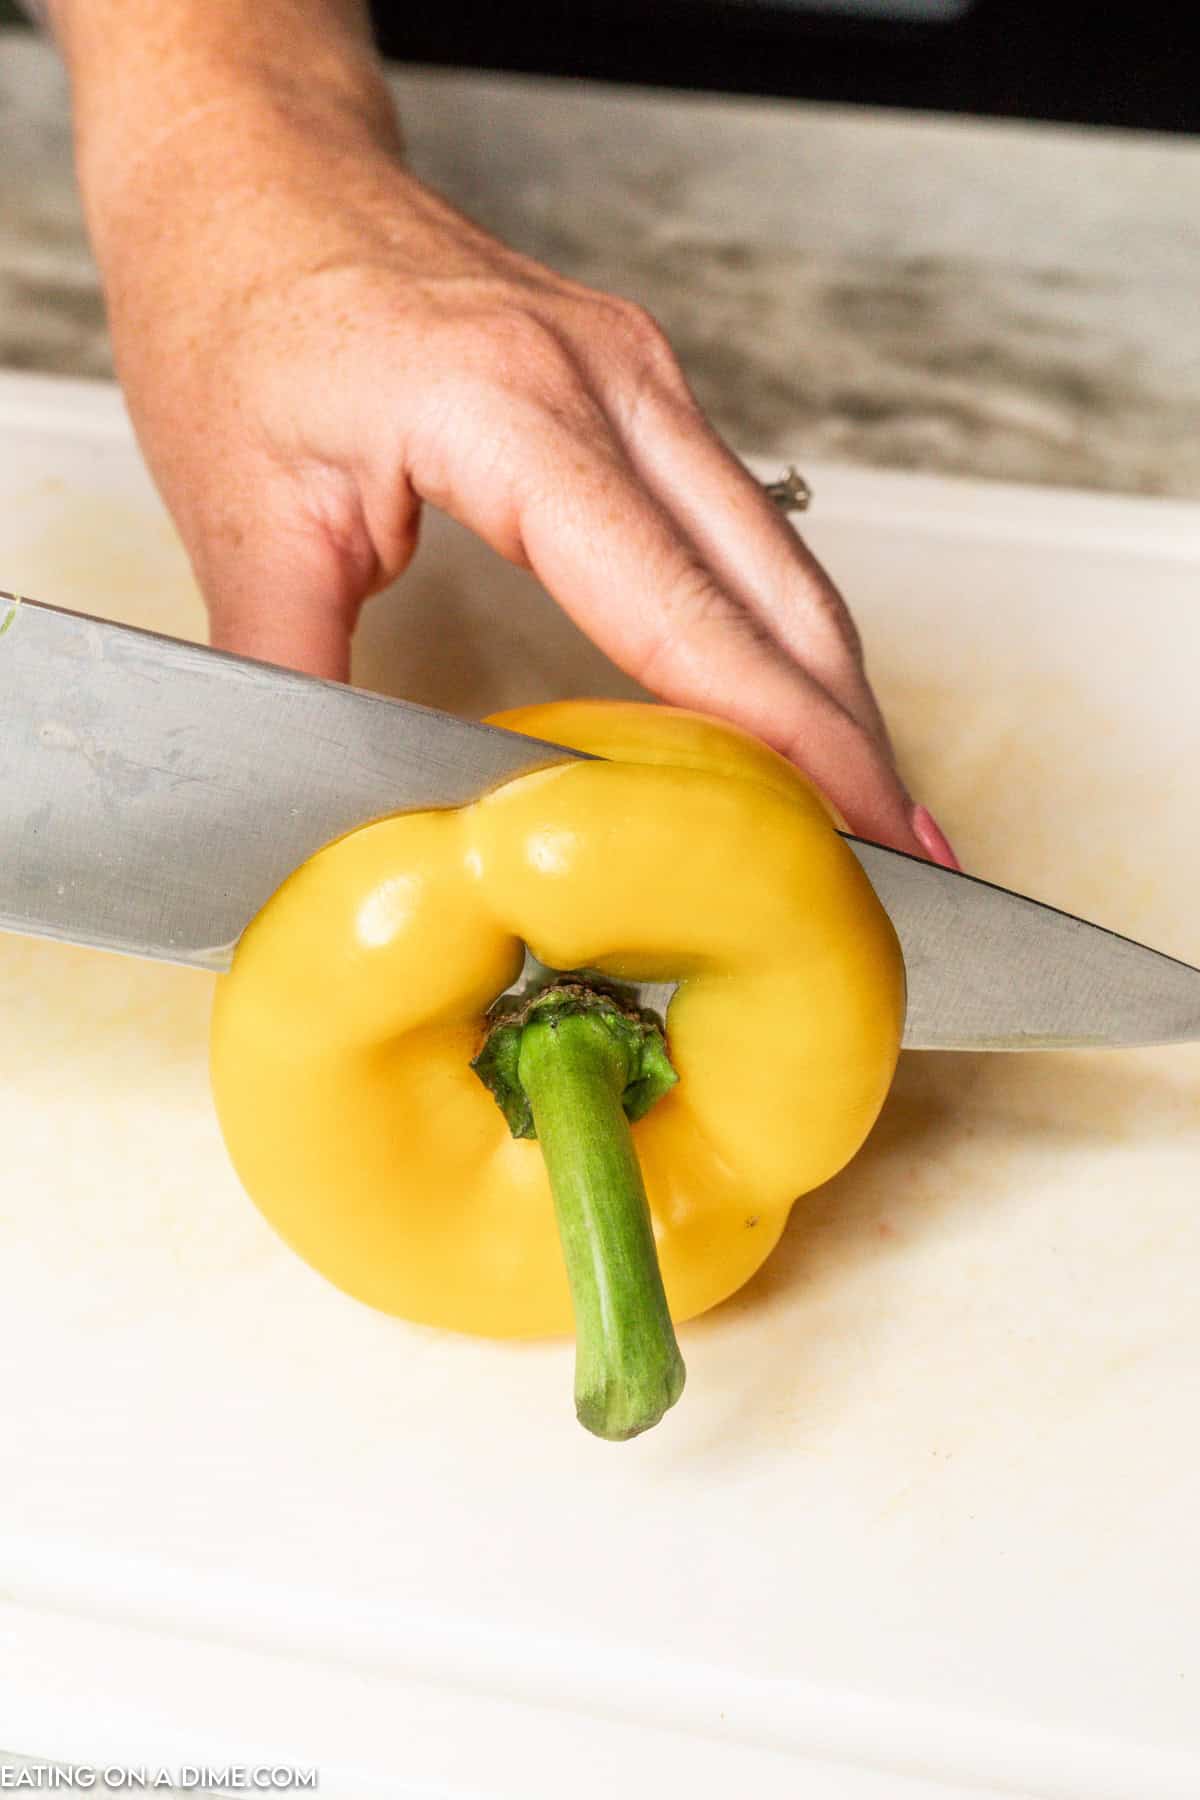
[2, 2, 1192, 134]
[366, 0, 1194, 135]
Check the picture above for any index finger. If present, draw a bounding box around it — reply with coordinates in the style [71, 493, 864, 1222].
[499, 416, 926, 857]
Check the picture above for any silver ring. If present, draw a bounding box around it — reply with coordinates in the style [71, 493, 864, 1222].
[762, 466, 812, 514]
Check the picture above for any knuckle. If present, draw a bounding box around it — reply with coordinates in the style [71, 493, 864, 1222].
[429, 327, 600, 457]
[294, 467, 386, 597]
[420, 303, 572, 412]
[608, 295, 664, 349]
[447, 305, 606, 446]
[477, 304, 579, 393]
[826, 594, 866, 666]
[613, 299, 691, 396]
[637, 567, 766, 687]
[793, 568, 865, 664]
[660, 559, 738, 629]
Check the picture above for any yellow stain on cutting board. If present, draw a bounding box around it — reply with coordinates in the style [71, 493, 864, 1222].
[890, 672, 1179, 940]
[0, 493, 266, 1300]
[9, 489, 207, 642]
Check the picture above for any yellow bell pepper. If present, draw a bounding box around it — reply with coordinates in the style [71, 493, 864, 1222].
[211, 701, 904, 1440]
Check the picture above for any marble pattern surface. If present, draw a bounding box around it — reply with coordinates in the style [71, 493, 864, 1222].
[1, 26, 1198, 496]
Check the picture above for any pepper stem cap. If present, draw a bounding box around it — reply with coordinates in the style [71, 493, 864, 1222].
[472, 980, 685, 1441]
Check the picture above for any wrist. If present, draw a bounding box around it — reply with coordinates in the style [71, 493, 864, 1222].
[56, 0, 400, 273]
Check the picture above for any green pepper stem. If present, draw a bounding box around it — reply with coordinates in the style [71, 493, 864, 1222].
[516, 1010, 685, 1441]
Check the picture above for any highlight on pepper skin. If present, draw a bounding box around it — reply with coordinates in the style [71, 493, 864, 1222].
[210, 699, 906, 1439]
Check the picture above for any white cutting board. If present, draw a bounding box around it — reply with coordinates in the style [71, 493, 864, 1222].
[2, 371, 1198, 1800]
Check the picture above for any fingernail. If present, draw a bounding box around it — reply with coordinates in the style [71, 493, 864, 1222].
[911, 805, 962, 871]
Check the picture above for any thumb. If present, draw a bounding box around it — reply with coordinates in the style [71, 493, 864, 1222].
[208, 583, 358, 682]
[193, 474, 408, 682]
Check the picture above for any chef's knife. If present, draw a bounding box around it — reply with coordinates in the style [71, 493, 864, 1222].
[3, 592, 1198, 1051]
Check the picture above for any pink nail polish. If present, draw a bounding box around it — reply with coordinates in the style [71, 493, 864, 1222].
[911, 805, 962, 871]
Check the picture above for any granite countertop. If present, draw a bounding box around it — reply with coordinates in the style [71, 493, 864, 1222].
[1, 25, 1199, 498]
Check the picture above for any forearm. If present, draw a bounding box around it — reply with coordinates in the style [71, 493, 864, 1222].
[44, 0, 401, 271]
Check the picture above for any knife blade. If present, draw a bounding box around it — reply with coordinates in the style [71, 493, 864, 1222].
[0, 594, 579, 970]
[3, 592, 1198, 1051]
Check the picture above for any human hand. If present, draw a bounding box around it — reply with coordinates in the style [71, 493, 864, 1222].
[71, 23, 954, 863]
